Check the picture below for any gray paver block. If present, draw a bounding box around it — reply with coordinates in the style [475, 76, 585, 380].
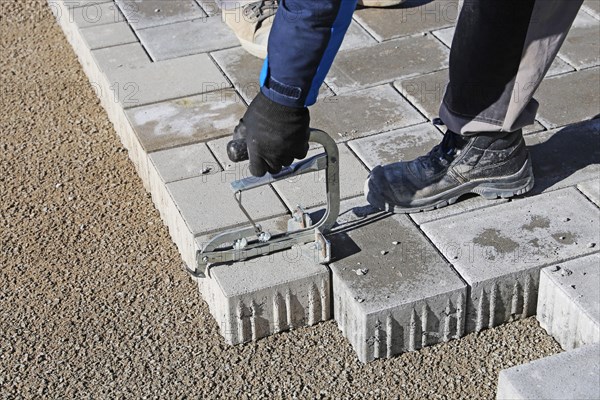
[211, 46, 333, 105]
[195, 242, 331, 345]
[149, 142, 223, 183]
[311, 85, 426, 141]
[394, 70, 448, 120]
[325, 35, 449, 94]
[115, 0, 206, 30]
[347, 123, 509, 223]
[272, 145, 369, 211]
[496, 343, 600, 400]
[536, 68, 600, 128]
[104, 53, 230, 108]
[526, 120, 600, 194]
[91, 42, 150, 73]
[354, 0, 459, 42]
[71, 1, 125, 28]
[328, 198, 467, 362]
[339, 21, 377, 51]
[348, 123, 443, 169]
[79, 21, 137, 49]
[125, 89, 245, 152]
[196, 0, 220, 16]
[578, 179, 600, 206]
[537, 254, 600, 351]
[583, 0, 600, 19]
[58, 0, 112, 9]
[137, 17, 238, 62]
[166, 172, 287, 236]
[558, 11, 600, 70]
[421, 187, 600, 333]
[431, 26, 573, 78]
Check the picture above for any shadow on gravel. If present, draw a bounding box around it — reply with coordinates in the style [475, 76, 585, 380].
[525, 118, 600, 195]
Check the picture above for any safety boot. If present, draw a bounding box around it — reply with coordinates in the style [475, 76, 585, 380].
[222, 0, 277, 59]
[364, 129, 535, 213]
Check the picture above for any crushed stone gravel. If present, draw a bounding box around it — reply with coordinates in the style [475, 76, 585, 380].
[0, 1, 562, 398]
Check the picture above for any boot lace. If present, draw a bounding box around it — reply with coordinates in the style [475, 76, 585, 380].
[244, 0, 278, 23]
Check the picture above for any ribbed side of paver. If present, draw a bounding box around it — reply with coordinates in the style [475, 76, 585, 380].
[537, 254, 600, 350]
[333, 273, 466, 362]
[197, 244, 331, 345]
[496, 343, 600, 400]
[49, 0, 333, 344]
[328, 199, 467, 363]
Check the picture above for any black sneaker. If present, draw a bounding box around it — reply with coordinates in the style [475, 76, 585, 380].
[364, 129, 535, 213]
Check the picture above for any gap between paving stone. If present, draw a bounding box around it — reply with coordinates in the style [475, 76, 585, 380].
[326, 35, 449, 94]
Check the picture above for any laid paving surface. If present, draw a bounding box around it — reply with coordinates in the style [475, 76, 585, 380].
[42, 0, 600, 368]
[497, 343, 600, 400]
[2, 2, 564, 397]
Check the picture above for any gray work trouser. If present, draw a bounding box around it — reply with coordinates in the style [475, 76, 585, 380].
[440, 0, 584, 135]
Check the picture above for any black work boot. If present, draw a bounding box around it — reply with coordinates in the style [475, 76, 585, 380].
[364, 129, 535, 213]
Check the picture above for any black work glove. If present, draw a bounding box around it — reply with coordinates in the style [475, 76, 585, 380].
[229, 91, 310, 177]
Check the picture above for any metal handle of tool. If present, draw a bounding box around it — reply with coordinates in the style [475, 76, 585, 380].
[229, 129, 340, 232]
[191, 129, 340, 279]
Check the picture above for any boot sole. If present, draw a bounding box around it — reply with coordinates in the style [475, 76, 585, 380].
[365, 157, 535, 214]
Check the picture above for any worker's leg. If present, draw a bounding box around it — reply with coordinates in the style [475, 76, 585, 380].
[365, 0, 583, 212]
[440, 0, 583, 135]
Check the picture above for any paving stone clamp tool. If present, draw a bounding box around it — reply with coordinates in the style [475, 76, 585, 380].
[187, 129, 341, 279]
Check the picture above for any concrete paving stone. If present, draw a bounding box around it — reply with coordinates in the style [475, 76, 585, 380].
[166, 171, 287, 236]
[310, 84, 426, 142]
[194, 240, 331, 345]
[535, 68, 600, 128]
[271, 145, 369, 211]
[525, 119, 600, 194]
[558, 11, 600, 70]
[348, 123, 443, 170]
[149, 142, 223, 184]
[420, 187, 600, 333]
[78, 20, 137, 50]
[496, 343, 600, 400]
[195, 0, 220, 16]
[339, 20, 378, 52]
[125, 89, 245, 152]
[431, 26, 454, 48]
[431, 26, 574, 78]
[578, 179, 600, 206]
[537, 254, 600, 351]
[325, 35, 449, 94]
[71, 1, 125, 28]
[326, 197, 467, 362]
[353, 0, 459, 42]
[394, 69, 448, 120]
[103, 53, 230, 108]
[91, 42, 150, 73]
[583, 0, 600, 19]
[137, 16, 239, 62]
[59, 0, 112, 9]
[211, 46, 333, 105]
[115, 0, 206, 30]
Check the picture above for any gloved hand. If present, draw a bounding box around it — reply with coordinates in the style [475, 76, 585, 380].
[229, 91, 310, 177]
